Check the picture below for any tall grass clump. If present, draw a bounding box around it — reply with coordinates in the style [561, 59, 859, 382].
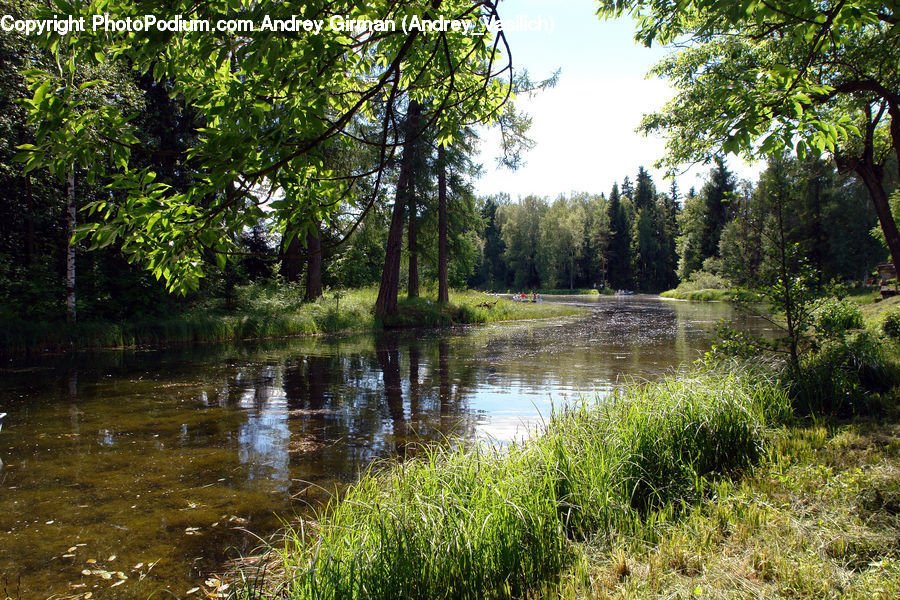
[241, 366, 789, 600]
[270, 444, 570, 600]
[536, 364, 790, 540]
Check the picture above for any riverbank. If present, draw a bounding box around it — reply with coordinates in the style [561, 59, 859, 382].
[660, 287, 746, 301]
[544, 414, 900, 599]
[229, 329, 900, 599]
[233, 364, 793, 600]
[0, 287, 586, 356]
[487, 288, 609, 296]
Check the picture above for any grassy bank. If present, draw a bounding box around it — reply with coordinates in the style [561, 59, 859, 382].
[233, 366, 793, 600]
[660, 287, 746, 301]
[546, 416, 900, 599]
[484, 288, 608, 296]
[228, 310, 900, 600]
[660, 272, 746, 302]
[0, 287, 585, 355]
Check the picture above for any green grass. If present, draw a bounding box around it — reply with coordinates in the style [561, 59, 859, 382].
[232, 365, 791, 600]
[542, 415, 900, 600]
[859, 294, 900, 322]
[0, 287, 585, 355]
[660, 288, 752, 302]
[483, 288, 606, 296]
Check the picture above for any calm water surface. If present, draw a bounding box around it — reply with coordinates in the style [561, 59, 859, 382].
[0, 296, 769, 599]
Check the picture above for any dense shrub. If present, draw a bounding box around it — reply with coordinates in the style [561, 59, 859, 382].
[812, 298, 863, 338]
[882, 308, 900, 339]
[792, 331, 898, 416]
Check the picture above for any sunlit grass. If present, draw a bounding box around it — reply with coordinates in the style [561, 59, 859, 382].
[542, 414, 900, 600]
[660, 288, 752, 302]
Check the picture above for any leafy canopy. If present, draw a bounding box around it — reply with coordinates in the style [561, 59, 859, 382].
[596, 0, 900, 167]
[22, 0, 513, 292]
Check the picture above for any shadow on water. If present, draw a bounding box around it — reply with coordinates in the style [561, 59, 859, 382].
[0, 296, 769, 599]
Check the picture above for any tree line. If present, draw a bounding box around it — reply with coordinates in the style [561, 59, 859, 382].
[470, 156, 887, 294]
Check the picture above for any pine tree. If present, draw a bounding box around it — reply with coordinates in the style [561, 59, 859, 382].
[699, 157, 735, 261]
[606, 182, 632, 288]
[634, 167, 654, 210]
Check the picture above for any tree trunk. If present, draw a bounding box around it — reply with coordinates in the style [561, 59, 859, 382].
[65, 169, 76, 324]
[570, 252, 575, 290]
[856, 164, 900, 276]
[438, 145, 449, 304]
[24, 174, 35, 265]
[305, 223, 323, 301]
[407, 178, 419, 299]
[280, 227, 303, 283]
[375, 101, 421, 319]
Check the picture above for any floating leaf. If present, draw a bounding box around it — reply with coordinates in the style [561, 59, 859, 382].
[63, 554, 76, 558]
[81, 569, 91, 576]
[110, 580, 125, 588]
[86, 559, 96, 564]
[185, 587, 200, 595]
[68, 546, 77, 552]
[108, 555, 116, 561]
[116, 572, 127, 580]
[133, 562, 143, 570]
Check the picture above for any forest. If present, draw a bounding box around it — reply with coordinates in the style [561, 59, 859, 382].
[1, 0, 895, 334]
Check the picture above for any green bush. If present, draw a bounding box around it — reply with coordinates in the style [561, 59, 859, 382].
[882, 309, 900, 339]
[792, 331, 898, 416]
[812, 298, 863, 338]
[677, 271, 730, 293]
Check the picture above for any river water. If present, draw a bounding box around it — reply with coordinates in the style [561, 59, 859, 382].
[0, 296, 768, 599]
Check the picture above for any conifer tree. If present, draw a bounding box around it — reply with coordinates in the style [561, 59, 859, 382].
[606, 182, 632, 288]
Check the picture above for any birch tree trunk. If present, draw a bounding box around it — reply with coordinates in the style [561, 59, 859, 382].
[65, 168, 76, 324]
[437, 145, 449, 304]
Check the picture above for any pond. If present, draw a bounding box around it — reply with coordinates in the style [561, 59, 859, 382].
[0, 296, 770, 599]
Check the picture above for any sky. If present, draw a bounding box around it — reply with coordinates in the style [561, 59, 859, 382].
[474, 0, 762, 200]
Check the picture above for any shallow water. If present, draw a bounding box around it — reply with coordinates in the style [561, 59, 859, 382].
[0, 296, 769, 599]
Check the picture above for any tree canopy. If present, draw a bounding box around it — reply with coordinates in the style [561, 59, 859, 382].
[597, 0, 900, 271]
[20, 0, 514, 293]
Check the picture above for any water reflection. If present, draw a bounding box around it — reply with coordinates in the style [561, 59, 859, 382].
[0, 296, 766, 599]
